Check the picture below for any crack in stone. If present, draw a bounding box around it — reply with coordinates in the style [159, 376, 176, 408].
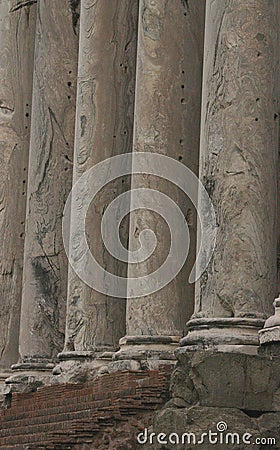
[10, 0, 37, 13]
[68, 0, 80, 35]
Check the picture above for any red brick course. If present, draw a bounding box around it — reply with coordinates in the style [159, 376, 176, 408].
[0, 367, 172, 449]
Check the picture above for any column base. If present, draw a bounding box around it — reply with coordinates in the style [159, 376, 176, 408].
[180, 318, 264, 353]
[111, 335, 179, 371]
[258, 297, 280, 356]
[51, 350, 115, 384]
[0, 371, 13, 405]
[3, 361, 55, 396]
[151, 348, 280, 449]
[259, 326, 280, 356]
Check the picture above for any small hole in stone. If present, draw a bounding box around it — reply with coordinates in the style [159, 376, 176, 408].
[256, 98, 260, 102]
[20, 233, 24, 238]
[182, 70, 185, 74]
[178, 155, 183, 161]
[21, 221, 24, 225]
[120, 63, 123, 67]
[184, 12, 187, 16]
[257, 52, 261, 57]
[66, 142, 69, 146]
[255, 118, 258, 121]
[65, 167, 68, 171]
[23, 180, 26, 184]
[25, 113, 29, 117]
[25, 126, 28, 129]
[67, 82, 72, 87]
[26, 103, 29, 107]
[180, 139, 184, 145]
[181, 98, 185, 104]
[113, 135, 116, 138]
[23, 168, 26, 171]
[124, 131, 127, 135]
[241, 409, 263, 418]
[68, 95, 71, 99]
[22, 192, 25, 195]
[256, 33, 265, 41]
[69, 70, 72, 74]
[181, 85, 185, 89]
[122, 179, 125, 184]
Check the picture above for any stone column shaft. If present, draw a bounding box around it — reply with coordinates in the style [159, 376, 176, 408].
[13, 0, 79, 372]
[0, 0, 36, 377]
[181, 0, 279, 350]
[58, 0, 138, 373]
[115, 0, 205, 363]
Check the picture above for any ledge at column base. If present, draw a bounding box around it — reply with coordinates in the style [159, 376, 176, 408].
[178, 344, 259, 355]
[0, 371, 13, 405]
[11, 362, 55, 371]
[171, 349, 280, 413]
[57, 351, 95, 361]
[153, 405, 280, 450]
[258, 326, 280, 355]
[107, 358, 177, 373]
[259, 325, 280, 346]
[3, 369, 53, 397]
[114, 334, 180, 363]
[180, 317, 264, 350]
[51, 350, 115, 384]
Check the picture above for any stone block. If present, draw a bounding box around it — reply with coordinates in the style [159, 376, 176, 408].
[173, 350, 280, 412]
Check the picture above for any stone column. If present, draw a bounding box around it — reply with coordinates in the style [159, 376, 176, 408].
[278, 179, 280, 292]
[181, 0, 279, 351]
[8, 0, 79, 382]
[54, 0, 138, 381]
[114, 0, 205, 366]
[0, 0, 36, 384]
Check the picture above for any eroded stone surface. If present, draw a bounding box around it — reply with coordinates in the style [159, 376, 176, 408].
[0, 0, 36, 369]
[192, 0, 279, 322]
[171, 350, 280, 412]
[18, 0, 79, 364]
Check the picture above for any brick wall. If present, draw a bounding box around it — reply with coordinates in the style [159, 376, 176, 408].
[0, 367, 172, 449]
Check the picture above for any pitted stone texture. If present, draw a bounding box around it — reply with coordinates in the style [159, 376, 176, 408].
[172, 350, 280, 412]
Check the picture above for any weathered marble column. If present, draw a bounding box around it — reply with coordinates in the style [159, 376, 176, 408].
[9, 0, 79, 379]
[55, 0, 138, 380]
[181, 0, 279, 351]
[114, 0, 205, 365]
[0, 0, 36, 382]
